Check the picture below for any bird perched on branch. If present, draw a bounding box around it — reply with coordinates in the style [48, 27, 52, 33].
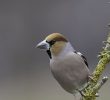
[37, 33, 90, 99]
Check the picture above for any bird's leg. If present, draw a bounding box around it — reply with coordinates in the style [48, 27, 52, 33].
[77, 89, 86, 97]
[78, 76, 108, 98]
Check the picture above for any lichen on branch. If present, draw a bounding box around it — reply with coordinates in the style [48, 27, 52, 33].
[82, 27, 110, 100]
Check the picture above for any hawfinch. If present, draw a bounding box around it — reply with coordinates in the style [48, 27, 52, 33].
[37, 33, 90, 96]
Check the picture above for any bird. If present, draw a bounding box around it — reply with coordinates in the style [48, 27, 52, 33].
[36, 33, 90, 99]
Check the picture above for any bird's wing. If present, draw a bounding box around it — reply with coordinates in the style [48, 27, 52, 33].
[74, 51, 88, 67]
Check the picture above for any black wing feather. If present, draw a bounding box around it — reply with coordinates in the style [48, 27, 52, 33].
[74, 51, 89, 67]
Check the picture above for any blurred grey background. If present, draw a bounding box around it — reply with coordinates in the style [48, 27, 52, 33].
[0, 0, 110, 100]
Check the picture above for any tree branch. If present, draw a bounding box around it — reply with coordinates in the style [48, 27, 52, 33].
[82, 26, 110, 100]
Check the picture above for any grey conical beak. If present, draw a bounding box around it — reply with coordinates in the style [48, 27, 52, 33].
[36, 40, 49, 50]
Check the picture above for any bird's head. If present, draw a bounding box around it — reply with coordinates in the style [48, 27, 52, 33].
[37, 33, 68, 58]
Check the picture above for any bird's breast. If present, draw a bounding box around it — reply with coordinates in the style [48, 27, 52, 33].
[49, 53, 89, 93]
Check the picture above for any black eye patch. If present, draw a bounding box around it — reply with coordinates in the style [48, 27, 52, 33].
[46, 40, 56, 46]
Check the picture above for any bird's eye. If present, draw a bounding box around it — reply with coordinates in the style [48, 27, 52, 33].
[46, 40, 56, 46]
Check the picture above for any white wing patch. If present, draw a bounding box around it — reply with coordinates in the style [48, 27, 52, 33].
[74, 51, 88, 67]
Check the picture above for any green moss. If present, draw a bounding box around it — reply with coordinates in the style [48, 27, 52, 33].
[82, 32, 110, 100]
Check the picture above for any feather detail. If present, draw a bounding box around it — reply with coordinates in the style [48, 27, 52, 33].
[74, 51, 88, 67]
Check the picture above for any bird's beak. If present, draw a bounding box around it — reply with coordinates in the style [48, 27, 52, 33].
[36, 40, 50, 50]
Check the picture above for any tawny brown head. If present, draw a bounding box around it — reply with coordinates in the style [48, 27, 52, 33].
[37, 33, 68, 57]
[45, 33, 67, 43]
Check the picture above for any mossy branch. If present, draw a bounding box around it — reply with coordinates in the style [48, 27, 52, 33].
[82, 27, 110, 100]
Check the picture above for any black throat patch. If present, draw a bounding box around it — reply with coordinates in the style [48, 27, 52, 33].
[46, 50, 52, 59]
